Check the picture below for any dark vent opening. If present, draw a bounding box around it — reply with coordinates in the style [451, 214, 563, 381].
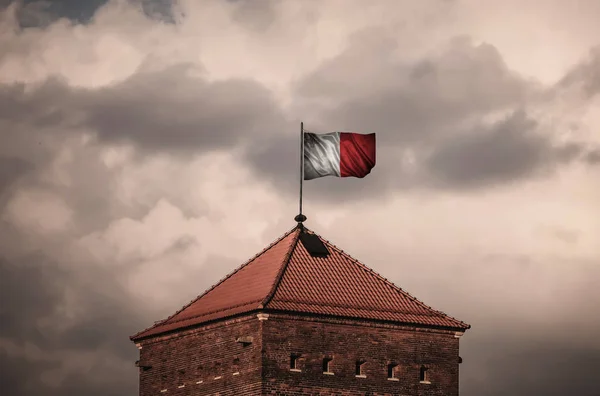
[300, 232, 329, 257]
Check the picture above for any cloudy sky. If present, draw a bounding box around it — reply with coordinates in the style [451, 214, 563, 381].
[1, 0, 599, 395]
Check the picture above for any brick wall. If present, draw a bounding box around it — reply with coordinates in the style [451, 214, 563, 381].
[262, 313, 461, 396]
[134, 312, 463, 396]
[135, 314, 262, 396]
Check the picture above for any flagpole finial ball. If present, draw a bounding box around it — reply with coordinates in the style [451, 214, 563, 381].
[294, 214, 307, 223]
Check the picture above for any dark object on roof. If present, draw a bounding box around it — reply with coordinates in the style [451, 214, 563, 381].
[299, 231, 329, 257]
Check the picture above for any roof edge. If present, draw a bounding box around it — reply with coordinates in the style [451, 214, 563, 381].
[130, 225, 300, 341]
[131, 309, 263, 342]
[131, 305, 470, 343]
[261, 308, 470, 332]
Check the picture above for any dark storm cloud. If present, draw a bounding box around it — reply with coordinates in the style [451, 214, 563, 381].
[296, 35, 534, 144]
[423, 111, 585, 188]
[80, 64, 289, 153]
[231, 0, 277, 32]
[0, 351, 56, 396]
[0, 65, 291, 217]
[0, 38, 593, 209]
[0, 254, 64, 342]
[0, 157, 30, 195]
[0, 349, 137, 396]
[0, 65, 293, 230]
[0, 77, 73, 127]
[1, 250, 133, 342]
[558, 45, 600, 98]
[246, 34, 595, 200]
[0, 64, 288, 156]
[463, 334, 600, 396]
[586, 149, 600, 164]
[0, 245, 150, 396]
[2, 0, 176, 27]
[5, 0, 109, 27]
[0, 79, 115, 232]
[445, 253, 600, 396]
[137, 0, 178, 23]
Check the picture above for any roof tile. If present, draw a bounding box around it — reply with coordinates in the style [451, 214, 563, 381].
[131, 226, 469, 341]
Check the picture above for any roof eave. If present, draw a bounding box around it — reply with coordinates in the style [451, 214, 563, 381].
[130, 308, 264, 343]
[259, 308, 471, 333]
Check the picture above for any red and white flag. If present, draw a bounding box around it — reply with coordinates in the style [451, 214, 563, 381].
[303, 132, 376, 180]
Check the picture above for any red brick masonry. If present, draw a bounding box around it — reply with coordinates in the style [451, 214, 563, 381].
[135, 312, 464, 396]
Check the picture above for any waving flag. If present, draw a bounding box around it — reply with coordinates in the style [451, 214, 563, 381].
[303, 132, 376, 180]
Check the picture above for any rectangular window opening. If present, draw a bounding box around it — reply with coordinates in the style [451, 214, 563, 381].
[290, 354, 301, 371]
[420, 366, 430, 383]
[355, 360, 366, 376]
[322, 358, 333, 373]
[387, 363, 398, 379]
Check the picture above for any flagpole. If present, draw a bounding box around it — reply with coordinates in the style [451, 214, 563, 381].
[300, 121, 303, 216]
[295, 121, 307, 225]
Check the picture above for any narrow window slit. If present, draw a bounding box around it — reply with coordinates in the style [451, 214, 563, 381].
[420, 366, 430, 383]
[290, 354, 301, 372]
[355, 360, 366, 377]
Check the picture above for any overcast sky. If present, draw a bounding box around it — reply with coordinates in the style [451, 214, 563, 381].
[1, 0, 599, 395]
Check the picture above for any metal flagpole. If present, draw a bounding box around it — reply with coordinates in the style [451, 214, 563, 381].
[300, 121, 303, 216]
[295, 122, 307, 225]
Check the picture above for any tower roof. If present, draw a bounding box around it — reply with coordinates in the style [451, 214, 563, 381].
[131, 225, 470, 341]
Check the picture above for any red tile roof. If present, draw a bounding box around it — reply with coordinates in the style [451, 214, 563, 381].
[131, 226, 469, 341]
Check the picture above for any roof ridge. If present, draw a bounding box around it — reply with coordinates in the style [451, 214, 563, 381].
[130, 225, 300, 341]
[259, 226, 302, 308]
[309, 229, 470, 330]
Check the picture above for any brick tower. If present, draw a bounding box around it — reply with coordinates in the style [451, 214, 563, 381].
[131, 225, 470, 395]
